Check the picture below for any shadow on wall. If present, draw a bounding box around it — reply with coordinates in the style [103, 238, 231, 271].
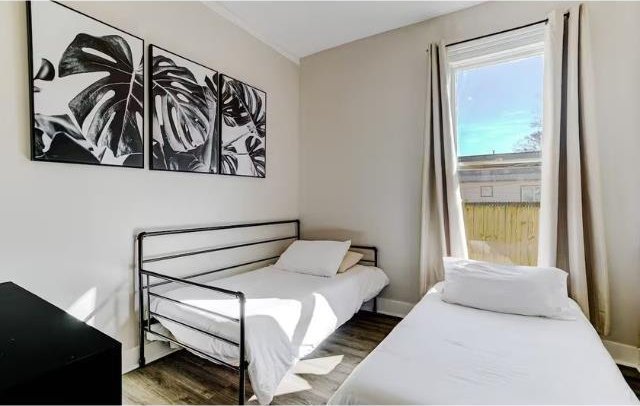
[65, 278, 131, 340]
[67, 286, 97, 324]
[301, 228, 366, 243]
[62, 227, 145, 346]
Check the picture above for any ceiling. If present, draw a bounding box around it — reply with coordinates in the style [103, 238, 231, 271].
[205, 1, 481, 63]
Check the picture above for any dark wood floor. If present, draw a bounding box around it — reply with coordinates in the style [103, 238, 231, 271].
[123, 311, 401, 405]
[621, 364, 640, 399]
[123, 311, 640, 405]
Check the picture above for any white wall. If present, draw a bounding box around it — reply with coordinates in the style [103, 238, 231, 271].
[300, 1, 640, 348]
[0, 0, 299, 366]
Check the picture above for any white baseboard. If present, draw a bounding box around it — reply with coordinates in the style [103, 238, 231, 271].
[376, 298, 415, 318]
[122, 341, 178, 374]
[602, 339, 640, 371]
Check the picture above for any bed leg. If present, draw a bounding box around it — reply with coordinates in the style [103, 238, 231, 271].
[138, 296, 146, 368]
[373, 297, 377, 313]
[239, 362, 246, 405]
[138, 232, 147, 369]
[239, 293, 246, 405]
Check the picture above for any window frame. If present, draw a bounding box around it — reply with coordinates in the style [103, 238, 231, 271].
[445, 24, 546, 266]
[480, 186, 494, 198]
[447, 25, 545, 166]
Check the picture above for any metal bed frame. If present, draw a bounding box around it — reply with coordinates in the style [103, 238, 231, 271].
[136, 219, 378, 405]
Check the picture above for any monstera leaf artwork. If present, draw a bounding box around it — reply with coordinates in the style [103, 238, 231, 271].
[220, 75, 267, 178]
[28, 1, 144, 168]
[150, 45, 219, 173]
[59, 34, 143, 159]
[32, 58, 54, 93]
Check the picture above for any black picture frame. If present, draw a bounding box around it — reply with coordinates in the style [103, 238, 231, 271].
[27, 0, 145, 169]
[219, 74, 267, 178]
[148, 44, 221, 175]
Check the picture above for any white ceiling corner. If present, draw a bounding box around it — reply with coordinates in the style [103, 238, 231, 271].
[203, 1, 482, 64]
[203, 1, 301, 64]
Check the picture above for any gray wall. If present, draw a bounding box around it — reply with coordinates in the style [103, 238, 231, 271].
[299, 1, 640, 348]
[0, 0, 299, 368]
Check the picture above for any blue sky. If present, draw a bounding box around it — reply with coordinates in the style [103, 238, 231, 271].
[455, 56, 543, 157]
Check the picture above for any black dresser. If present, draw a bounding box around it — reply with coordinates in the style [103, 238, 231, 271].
[0, 282, 121, 405]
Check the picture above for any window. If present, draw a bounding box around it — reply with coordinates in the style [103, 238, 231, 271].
[521, 185, 541, 202]
[448, 25, 544, 266]
[480, 186, 493, 198]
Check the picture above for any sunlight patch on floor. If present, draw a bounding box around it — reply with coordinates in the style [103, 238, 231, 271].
[249, 374, 311, 401]
[249, 355, 345, 400]
[294, 354, 344, 375]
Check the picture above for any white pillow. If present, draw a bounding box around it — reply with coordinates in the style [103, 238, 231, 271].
[441, 257, 574, 319]
[275, 240, 351, 277]
[337, 251, 364, 273]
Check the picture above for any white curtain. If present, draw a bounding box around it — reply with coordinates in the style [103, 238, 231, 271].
[419, 43, 468, 296]
[539, 5, 610, 335]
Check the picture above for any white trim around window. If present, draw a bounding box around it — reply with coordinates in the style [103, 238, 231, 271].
[448, 23, 545, 70]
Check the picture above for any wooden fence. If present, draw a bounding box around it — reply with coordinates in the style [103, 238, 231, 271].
[463, 202, 539, 266]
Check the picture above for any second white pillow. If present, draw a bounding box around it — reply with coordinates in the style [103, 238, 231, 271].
[441, 257, 574, 319]
[338, 251, 364, 273]
[275, 240, 351, 277]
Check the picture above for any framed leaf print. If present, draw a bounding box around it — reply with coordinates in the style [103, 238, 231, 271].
[27, 1, 144, 168]
[220, 75, 266, 178]
[149, 45, 219, 173]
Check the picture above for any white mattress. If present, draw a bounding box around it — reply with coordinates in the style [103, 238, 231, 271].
[149, 264, 389, 405]
[329, 283, 638, 405]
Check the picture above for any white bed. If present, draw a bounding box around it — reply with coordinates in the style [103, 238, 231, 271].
[329, 282, 638, 405]
[149, 264, 389, 405]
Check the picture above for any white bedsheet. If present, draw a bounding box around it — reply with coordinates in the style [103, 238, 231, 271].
[149, 265, 388, 404]
[329, 283, 638, 405]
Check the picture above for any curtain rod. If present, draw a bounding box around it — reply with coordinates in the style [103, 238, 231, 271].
[445, 12, 570, 49]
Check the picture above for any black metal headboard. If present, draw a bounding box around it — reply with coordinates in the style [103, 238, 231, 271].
[137, 219, 377, 285]
[139, 219, 300, 287]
